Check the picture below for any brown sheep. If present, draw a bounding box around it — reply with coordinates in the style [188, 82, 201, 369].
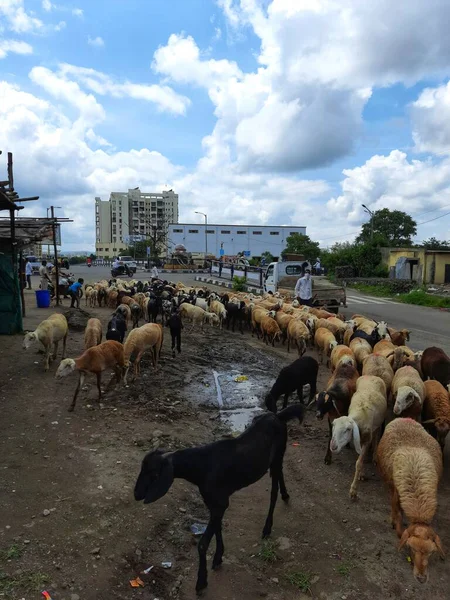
[330, 344, 356, 372]
[314, 327, 338, 366]
[287, 319, 310, 356]
[316, 318, 344, 342]
[274, 311, 293, 344]
[84, 318, 102, 350]
[377, 418, 444, 584]
[388, 327, 411, 346]
[260, 315, 282, 346]
[350, 338, 372, 371]
[422, 380, 450, 452]
[123, 323, 164, 383]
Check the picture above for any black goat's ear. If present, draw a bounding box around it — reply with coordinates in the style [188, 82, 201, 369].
[144, 457, 174, 504]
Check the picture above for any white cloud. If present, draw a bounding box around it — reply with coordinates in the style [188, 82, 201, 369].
[0, 0, 44, 33]
[72, 7, 83, 17]
[412, 82, 450, 156]
[88, 36, 105, 48]
[59, 63, 191, 116]
[0, 39, 33, 59]
[42, 0, 52, 12]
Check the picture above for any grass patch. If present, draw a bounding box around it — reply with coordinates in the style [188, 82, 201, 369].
[286, 570, 313, 593]
[0, 545, 23, 561]
[350, 284, 393, 297]
[336, 560, 354, 577]
[257, 539, 278, 563]
[398, 289, 450, 308]
[0, 570, 50, 596]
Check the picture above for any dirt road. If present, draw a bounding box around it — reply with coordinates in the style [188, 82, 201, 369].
[0, 291, 449, 600]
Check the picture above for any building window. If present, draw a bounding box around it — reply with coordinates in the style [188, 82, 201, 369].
[221, 230, 231, 234]
[253, 231, 262, 235]
[98, 248, 103, 252]
[270, 231, 279, 235]
[188, 229, 199, 233]
[206, 230, 215, 234]
[172, 228, 183, 233]
[237, 230, 246, 234]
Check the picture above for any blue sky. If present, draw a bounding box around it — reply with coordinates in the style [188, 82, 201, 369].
[2, 0, 450, 250]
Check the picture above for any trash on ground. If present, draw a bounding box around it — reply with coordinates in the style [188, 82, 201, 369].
[234, 375, 248, 382]
[42, 592, 53, 600]
[190, 523, 207, 536]
[130, 577, 145, 587]
[292, 442, 300, 447]
[162, 561, 172, 569]
[141, 565, 154, 574]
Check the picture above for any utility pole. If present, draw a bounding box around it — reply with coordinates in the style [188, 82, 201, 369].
[195, 211, 208, 263]
[51, 206, 60, 306]
[362, 204, 374, 242]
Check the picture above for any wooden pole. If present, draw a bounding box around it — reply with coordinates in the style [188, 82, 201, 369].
[51, 206, 60, 306]
[19, 249, 26, 317]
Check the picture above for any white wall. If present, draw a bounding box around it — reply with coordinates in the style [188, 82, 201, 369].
[168, 224, 306, 257]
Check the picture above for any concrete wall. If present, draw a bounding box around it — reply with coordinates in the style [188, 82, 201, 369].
[168, 224, 307, 258]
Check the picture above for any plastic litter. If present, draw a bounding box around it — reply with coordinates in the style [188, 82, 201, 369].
[161, 562, 172, 569]
[190, 523, 207, 536]
[130, 577, 145, 587]
[42, 592, 53, 600]
[292, 442, 300, 447]
[141, 565, 154, 574]
[234, 375, 248, 382]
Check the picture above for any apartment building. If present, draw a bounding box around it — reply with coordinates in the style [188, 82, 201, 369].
[95, 188, 179, 258]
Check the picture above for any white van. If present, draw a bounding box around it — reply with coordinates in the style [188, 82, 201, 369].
[263, 261, 309, 294]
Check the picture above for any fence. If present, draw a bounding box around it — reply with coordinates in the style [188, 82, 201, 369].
[210, 261, 265, 288]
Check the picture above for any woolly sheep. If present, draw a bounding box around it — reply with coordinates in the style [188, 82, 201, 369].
[330, 345, 356, 372]
[123, 323, 163, 383]
[314, 327, 338, 366]
[287, 318, 310, 356]
[349, 338, 372, 371]
[23, 313, 68, 371]
[422, 380, 450, 452]
[84, 318, 102, 350]
[391, 366, 425, 420]
[377, 418, 444, 584]
[362, 354, 394, 395]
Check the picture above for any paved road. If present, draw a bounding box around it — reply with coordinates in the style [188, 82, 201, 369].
[66, 266, 450, 353]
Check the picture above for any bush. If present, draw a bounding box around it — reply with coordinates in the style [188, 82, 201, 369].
[232, 275, 246, 291]
[372, 264, 389, 278]
[321, 242, 382, 277]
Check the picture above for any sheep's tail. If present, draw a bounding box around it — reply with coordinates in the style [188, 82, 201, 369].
[277, 404, 305, 424]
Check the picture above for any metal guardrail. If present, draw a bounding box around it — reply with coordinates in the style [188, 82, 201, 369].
[210, 260, 265, 287]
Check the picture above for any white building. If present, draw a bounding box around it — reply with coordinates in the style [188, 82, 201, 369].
[95, 188, 179, 258]
[168, 224, 307, 258]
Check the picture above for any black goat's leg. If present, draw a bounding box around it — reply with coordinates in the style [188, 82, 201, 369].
[262, 467, 279, 538]
[212, 504, 228, 570]
[283, 393, 290, 409]
[279, 465, 289, 502]
[196, 518, 216, 593]
[324, 418, 333, 465]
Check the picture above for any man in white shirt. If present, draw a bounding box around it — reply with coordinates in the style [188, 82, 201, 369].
[151, 265, 159, 279]
[25, 258, 33, 290]
[112, 257, 120, 270]
[294, 268, 313, 306]
[39, 260, 51, 291]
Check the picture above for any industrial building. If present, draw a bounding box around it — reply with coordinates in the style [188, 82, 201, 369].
[95, 188, 179, 258]
[167, 224, 307, 258]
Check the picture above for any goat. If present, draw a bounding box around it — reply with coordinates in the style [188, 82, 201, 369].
[265, 356, 318, 413]
[106, 313, 127, 344]
[135, 404, 305, 594]
[421, 347, 450, 387]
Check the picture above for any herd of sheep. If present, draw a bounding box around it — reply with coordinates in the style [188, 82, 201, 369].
[22, 277, 450, 593]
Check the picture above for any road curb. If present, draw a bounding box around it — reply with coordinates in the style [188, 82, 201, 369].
[194, 276, 263, 295]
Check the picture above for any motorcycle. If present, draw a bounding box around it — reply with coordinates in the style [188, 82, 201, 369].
[111, 264, 132, 278]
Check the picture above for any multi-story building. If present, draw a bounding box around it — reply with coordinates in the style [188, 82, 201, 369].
[168, 224, 307, 259]
[95, 188, 179, 258]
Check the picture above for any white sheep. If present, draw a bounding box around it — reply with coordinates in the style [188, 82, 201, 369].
[330, 375, 387, 499]
[23, 313, 68, 371]
[123, 323, 164, 383]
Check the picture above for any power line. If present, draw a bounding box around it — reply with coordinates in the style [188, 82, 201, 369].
[417, 210, 450, 226]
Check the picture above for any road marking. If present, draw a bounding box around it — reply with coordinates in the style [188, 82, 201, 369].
[346, 295, 397, 305]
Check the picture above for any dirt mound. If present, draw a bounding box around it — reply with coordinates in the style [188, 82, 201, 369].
[63, 308, 92, 330]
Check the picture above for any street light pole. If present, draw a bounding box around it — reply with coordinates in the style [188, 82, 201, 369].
[362, 204, 374, 242]
[195, 211, 208, 262]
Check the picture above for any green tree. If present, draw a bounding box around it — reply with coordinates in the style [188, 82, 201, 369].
[420, 237, 450, 250]
[356, 208, 417, 246]
[321, 242, 382, 277]
[261, 251, 274, 263]
[282, 234, 320, 261]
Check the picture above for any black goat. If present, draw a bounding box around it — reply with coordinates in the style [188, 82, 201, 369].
[225, 300, 246, 333]
[349, 329, 381, 348]
[97, 287, 107, 308]
[106, 313, 127, 343]
[147, 296, 162, 323]
[167, 310, 183, 357]
[131, 303, 141, 329]
[135, 404, 304, 593]
[265, 356, 318, 413]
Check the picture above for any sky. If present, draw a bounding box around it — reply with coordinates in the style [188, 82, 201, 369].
[2, 0, 450, 251]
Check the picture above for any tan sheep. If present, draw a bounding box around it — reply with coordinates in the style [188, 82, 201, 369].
[316, 318, 344, 342]
[314, 327, 338, 366]
[208, 299, 227, 329]
[116, 303, 132, 325]
[387, 327, 411, 346]
[123, 323, 164, 383]
[362, 354, 394, 395]
[23, 313, 68, 371]
[422, 380, 450, 452]
[55, 340, 124, 412]
[330, 344, 356, 372]
[287, 318, 310, 356]
[275, 311, 293, 343]
[377, 418, 444, 583]
[179, 303, 208, 331]
[84, 318, 102, 350]
[391, 366, 425, 420]
[260, 314, 282, 347]
[350, 338, 372, 371]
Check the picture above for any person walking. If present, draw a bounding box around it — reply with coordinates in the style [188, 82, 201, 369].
[294, 268, 313, 306]
[68, 278, 84, 308]
[39, 260, 51, 291]
[151, 265, 159, 279]
[25, 258, 33, 290]
[168, 307, 183, 358]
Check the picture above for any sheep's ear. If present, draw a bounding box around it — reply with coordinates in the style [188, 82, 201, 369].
[385, 350, 394, 358]
[352, 420, 362, 454]
[398, 529, 410, 550]
[144, 458, 174, 504]
[434, 533, 445, 559]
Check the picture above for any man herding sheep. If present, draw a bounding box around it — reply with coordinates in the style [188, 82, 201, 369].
[294, 268, 313, 306]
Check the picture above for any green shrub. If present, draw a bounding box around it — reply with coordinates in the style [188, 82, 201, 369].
[372, 264, 389, 278]
[232, 275, 246, 291]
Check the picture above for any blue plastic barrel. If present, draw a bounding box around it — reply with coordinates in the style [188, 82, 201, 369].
[35, 290, 51, 308]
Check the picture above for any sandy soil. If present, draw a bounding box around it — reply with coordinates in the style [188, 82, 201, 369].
[0, 290, 449, 600]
